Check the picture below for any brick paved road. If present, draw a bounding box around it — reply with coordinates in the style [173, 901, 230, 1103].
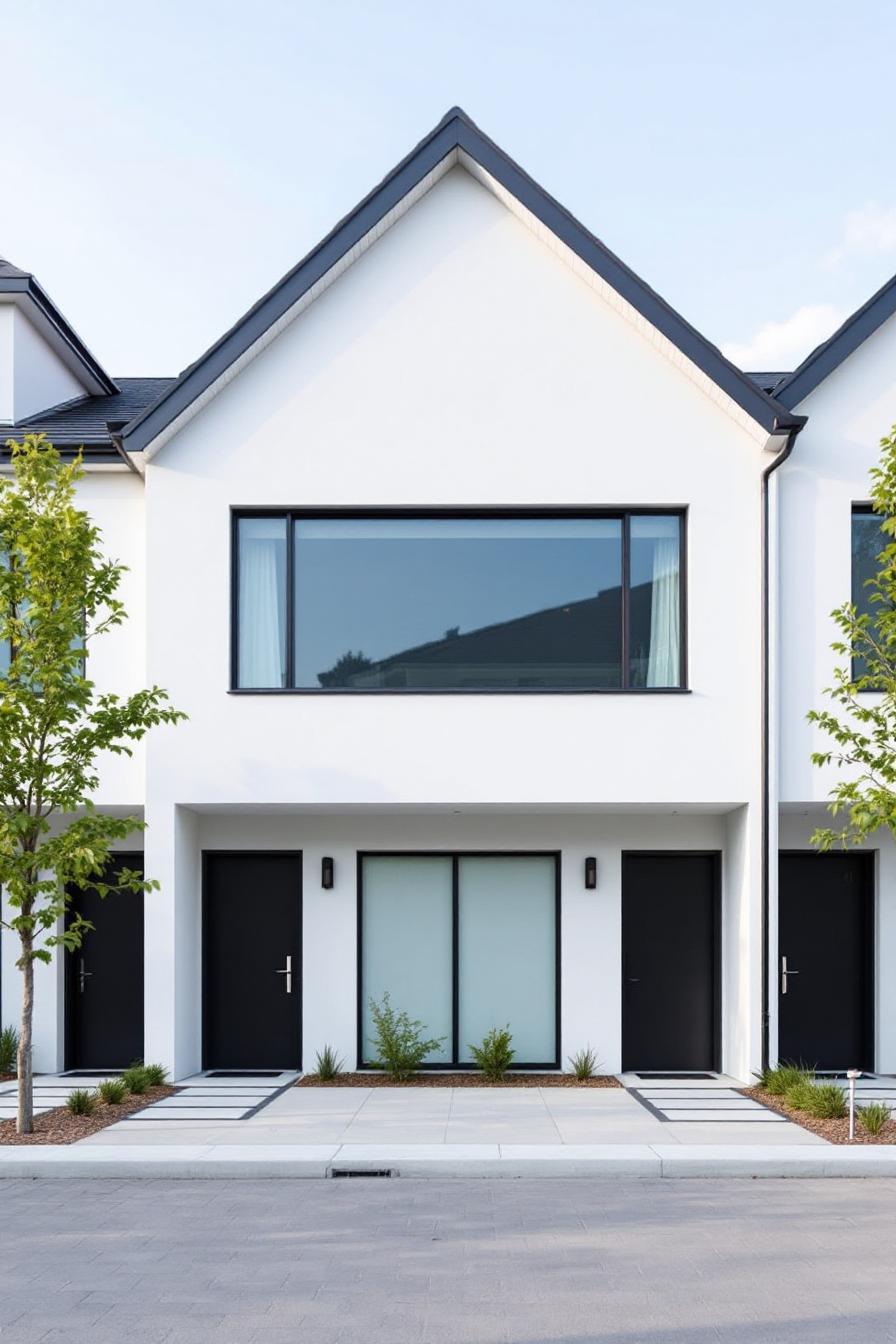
[1, 1178, 894, 1343]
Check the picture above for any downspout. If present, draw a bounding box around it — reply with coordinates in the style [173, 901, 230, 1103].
[760, 415, 806, 1070]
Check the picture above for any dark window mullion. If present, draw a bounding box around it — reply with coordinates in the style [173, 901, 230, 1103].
[286, 514, 295, 689]
[621, 514, 631, 690]
[451, 857, 460, 1065]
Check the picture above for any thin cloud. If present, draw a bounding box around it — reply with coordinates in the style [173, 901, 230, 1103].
[722, 304, 844, 371]
[824, 203, 896, 269]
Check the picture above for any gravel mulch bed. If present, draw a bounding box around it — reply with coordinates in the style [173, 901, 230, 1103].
[742, 1086, 896, 1144]
[298, 1072, 621, 1088]
[0, 1084, 175, 1145]
[0, 1073, 14, 1083]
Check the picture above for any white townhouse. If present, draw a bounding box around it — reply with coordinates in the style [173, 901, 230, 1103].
[1, 109, 894, 1084]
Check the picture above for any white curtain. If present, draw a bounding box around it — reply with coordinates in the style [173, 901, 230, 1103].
[239, 536, 284, 687]
[646, 537, 680, 687]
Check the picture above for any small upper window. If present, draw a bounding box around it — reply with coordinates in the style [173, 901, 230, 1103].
[233, 512, 685, 693]
[852, 506, 884, 682]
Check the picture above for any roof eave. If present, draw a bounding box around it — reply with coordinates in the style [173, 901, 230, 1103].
[0, 274, 118, 398]
[121, 106, 798, 452]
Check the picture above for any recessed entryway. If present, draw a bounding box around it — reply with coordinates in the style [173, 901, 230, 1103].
[621, 852, 720, 1073]
[64, 854, 144, 1071]
[202, 852, 302, 1071]
[778, 852, 874, 1071]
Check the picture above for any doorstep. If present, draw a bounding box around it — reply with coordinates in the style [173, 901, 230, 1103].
[1, 1141, 896, 1178]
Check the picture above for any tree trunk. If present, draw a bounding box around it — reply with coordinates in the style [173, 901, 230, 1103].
[17, 949, 33, 1134]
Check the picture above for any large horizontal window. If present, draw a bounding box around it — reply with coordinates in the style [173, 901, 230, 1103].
[233, 511, 684, 692]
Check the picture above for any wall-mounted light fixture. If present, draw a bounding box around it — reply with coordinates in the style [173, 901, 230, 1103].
[584, 856, 597, 890]
[321, 856, 334, 890]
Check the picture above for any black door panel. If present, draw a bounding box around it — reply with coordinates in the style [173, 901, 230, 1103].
[778, 853, 873, 1070]
[622, 853, 719, 1072]
[65, 854, 144, 1069]
[203, 853, 302, 1070]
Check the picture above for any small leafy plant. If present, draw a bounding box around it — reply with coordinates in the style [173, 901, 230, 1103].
[0, 1024, 18, 1076]
[469, 1026, 515, 1082]
[368, 993, 446, 1082]
[98, 1078, 128, 1105]
[121, 1065, 149, 1095]
[568, 1046, 600, 1081]
[66, 1088, 97, 1116]
[313, 1045, 344, 1081]
[141, 1063, 168, 1087]
[858, 1101, 892, 1136]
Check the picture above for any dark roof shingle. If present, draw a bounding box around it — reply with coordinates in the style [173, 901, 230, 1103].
[6, 378, 176, 451]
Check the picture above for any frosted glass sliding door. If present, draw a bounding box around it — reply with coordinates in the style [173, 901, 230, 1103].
[458, 857, 557, 1064]
[360, 856, 453, 1064]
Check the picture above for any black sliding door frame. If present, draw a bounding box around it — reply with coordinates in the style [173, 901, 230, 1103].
[357, 850, 561, 1070]
[202, 850, 303, 1071]
[621, 850, 722, 1074]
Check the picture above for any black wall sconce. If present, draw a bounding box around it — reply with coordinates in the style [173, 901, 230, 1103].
[584, 856, 597, 890]
[321, 856, 334, 890]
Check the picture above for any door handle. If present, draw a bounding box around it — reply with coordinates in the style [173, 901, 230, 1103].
[275, 955, 292, 995]
[627, 977, 640, 983]
[78, 959, 93, 994]
[781, 955, 800, 996]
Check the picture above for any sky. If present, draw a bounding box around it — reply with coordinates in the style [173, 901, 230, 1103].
[3, 0, 896, 379]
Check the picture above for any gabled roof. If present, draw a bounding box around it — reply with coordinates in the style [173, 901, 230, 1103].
[775, 272, 896, 409]
[120, 107, 802, 454]
[6, 378, 176, 457]
[0, 257, 117, 397]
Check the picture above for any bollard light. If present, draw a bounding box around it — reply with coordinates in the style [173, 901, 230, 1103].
[847, 1068, 861, 1141]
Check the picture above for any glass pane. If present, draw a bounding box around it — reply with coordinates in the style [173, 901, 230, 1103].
[852, 510, 884, 681]
[237, 517, 287, 688]
[629, 515, 681, 688]
[293, 517, 622, 690]
[361, 856, 453, 1064]
[457, 856, 556, 1064]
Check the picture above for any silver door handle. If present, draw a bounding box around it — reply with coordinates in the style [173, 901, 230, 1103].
[275, 955, 292, 994]
[79, 959, 93, 994]
[781, 955, 799, 995]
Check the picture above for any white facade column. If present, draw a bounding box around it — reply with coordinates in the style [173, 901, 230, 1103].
[302, 843, 357, 1070]
[144, 802, 201, 1080]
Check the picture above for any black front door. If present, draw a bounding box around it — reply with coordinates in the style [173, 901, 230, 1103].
[778, 853, 873, 1070]
[203, 852, 302, 1070]
[65, 854, 144, 1069]
[622, 853, 720, 1072]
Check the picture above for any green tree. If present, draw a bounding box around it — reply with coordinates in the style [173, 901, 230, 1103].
[0, 436, 184, 1133]
[810, 423, 896, 850]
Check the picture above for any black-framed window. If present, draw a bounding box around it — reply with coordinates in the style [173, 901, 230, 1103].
[232, 510, 686, 692]
[852, 506, 885, 682]
[358, 852, 560, 1069]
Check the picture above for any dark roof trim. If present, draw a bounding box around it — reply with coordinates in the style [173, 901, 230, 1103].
[0, 264, 117, 397]
[775, 272, 896, 409]
[122, 108, 801, 452]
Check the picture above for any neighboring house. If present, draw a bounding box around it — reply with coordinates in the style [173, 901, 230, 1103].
[0, 109, 892, 1082]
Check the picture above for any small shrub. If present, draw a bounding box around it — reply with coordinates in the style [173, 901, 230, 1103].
[858, 1101, 892, 1136]
[98, 1078, 128, 1105]
[568, 1046, 600, 1080]
[368, 993, 446, 1082]
[0, 1024, 18, 1076]
[121, 1065, 149, 1095]
[141, 1063, 168, 1087]
[763, 1063, 813, 1096]
[66, 1088, 97, 1116]
[804, 1082, 848, 1120]
[784, 1079, 819, 1112]
[469, 1026, 515, 1082]
[313, 1045, 344, 1081]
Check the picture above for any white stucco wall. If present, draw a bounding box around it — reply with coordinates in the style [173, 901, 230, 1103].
[778, 310, 896, 803]
[143, 165, 768, 816]
[0, 306, 88, 423]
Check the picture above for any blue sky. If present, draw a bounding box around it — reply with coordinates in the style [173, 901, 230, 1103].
[3, 0, 896, 377]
